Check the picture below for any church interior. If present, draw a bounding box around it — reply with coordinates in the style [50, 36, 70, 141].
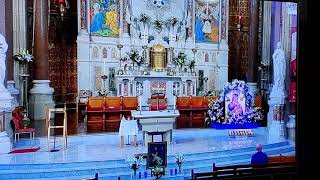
[0, 0, 310, 179]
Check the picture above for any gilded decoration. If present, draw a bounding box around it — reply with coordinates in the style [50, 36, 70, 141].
[151, 44, 167, 72]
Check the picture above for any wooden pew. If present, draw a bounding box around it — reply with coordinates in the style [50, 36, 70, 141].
[176, 97, 191, 128]
[191, 162, 296, 180]
[122, 96, 138, 119]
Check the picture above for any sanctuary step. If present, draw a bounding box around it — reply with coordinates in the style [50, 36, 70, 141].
[0, 142, 295, 180]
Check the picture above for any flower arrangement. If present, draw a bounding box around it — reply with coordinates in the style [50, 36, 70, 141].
[153, 155, 164, 179]
[153, 19, 164, 32]
[175, 153, 184, 173]
[127, 49, 144, 66]
[139, 13, 150, 24]
[173, 52, 187, 69]
[207, 80, 264, 125]
[14, 49, 33, 63]
[126, 156, 143, 177]
[168, 17, 178, 27]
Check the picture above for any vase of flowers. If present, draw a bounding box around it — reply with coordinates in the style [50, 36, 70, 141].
[127, 49, 144, 68]
[127, 156, 143, 178]
[173, 52, 186, 71]
[175, 154, 184, 174]
[153, 19, 164, 34]
[14, 49, 33, 75]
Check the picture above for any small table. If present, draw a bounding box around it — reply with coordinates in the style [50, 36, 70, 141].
[119, 119, 138, 147]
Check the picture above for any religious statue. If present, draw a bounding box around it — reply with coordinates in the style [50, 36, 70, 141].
[270, 42, 286, 97]
[0, 33, 11, 98]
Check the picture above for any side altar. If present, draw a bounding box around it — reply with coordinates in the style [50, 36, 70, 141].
[131, 110, 180, 146]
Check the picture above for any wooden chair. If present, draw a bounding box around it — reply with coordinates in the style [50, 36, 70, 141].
[45, 104, 67, 151]
[12, 108, 35, 142]
[105, 97, 122, 110]
[149, 94, 167, 111]
[190, 96, 206, 109]
[122, 96, 138, 110]
[176, 96, 191, 110]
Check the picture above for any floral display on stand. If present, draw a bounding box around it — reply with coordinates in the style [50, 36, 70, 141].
[139, 13, 150, 24]
[126, 156, 143, 178]
[175, 153, 184, 174]
[206, 80, 264, 129]
[14, 49, 33, 63]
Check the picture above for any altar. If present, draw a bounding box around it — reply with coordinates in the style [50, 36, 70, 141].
[77, 0, 229, 102]
[131, 110, 180, 146]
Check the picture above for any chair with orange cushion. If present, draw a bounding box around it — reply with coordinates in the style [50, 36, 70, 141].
[105, 97, 122, 111]
[190, 96, 207, 109]
[122, 96, 138, 110]
[87, 97, 104, 111]
[12, 109, 35, 142]
[176, 97, 191, 110]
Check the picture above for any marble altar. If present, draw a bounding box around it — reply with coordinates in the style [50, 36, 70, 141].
[131, 110, 180, 146]
[77, 0, 229, 102]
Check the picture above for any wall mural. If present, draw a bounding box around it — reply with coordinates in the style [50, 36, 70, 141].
[195, 0, 220, 43]
[90, 0, 120, 37]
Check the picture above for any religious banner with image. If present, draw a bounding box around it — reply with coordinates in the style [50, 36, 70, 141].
[147, 142, 167, 169]
[90, 0, 120, 37]
[195, 0, 220, 43]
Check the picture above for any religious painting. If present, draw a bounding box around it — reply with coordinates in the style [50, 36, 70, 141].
[225, 90, 246, 117]
[195, 0, 220, 43]
[90, 0, 120, 37]
[147, 142, 167, 169]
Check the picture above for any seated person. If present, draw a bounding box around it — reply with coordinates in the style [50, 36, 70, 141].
[251, 144, 268, 165]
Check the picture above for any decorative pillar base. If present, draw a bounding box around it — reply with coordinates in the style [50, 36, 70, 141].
[268, 120, 286, 142]
[0, 109, 14, 154]
[286, 115, 295, 141]
[7, 80, 19, 107]
[0, 131, 12, 154]
[29, 80, 55, 120]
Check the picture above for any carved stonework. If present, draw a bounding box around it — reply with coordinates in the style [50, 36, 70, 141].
[80, 0, 87, 29]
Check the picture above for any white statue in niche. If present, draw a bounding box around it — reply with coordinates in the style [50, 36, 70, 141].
[270, 42, 286, 98]
[0, 33, 11, 99]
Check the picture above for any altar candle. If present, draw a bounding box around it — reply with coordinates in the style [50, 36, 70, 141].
[193, 34, 196, 48]
[103, 59, 106, 75]
[139, 96, 142, 111]
[173, 96, 176, 110]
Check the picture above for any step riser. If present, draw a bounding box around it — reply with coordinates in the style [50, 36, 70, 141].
[0, 148, 295, 179]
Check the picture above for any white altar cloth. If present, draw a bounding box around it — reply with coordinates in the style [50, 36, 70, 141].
[119, 119, 138, 136]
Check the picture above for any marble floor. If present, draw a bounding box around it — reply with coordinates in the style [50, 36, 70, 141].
[0, 127, 294, 165]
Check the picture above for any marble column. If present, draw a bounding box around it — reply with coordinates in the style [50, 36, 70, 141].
[261, 1, 272, 94]
[247, 0, 260, 97]
[29, 0, 54, 120]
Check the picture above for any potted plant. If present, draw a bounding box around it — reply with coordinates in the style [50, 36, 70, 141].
[14, 49, 33, 74]
[153, 156, 165, 179]
[173, 52, 186, 71]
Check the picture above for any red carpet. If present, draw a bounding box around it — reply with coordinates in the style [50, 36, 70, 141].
[9, 147, 40, 154]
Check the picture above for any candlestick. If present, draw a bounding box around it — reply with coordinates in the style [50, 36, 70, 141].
[193, 34, 196, 48]
[139, 96, 142, 113]
[103, 59, 106, 75]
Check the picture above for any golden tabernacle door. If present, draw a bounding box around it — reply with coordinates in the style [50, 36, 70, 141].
[151, 44, 167, 71]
